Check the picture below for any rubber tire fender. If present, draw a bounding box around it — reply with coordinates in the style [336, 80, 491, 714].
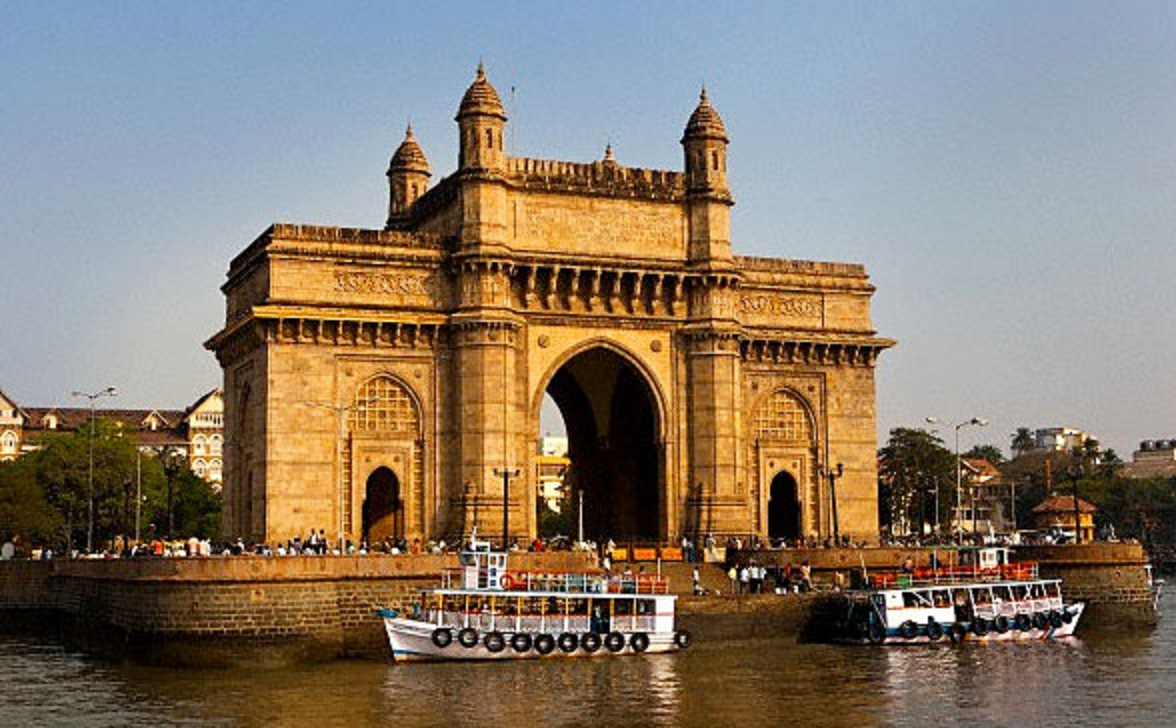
[534, 633, 556, 655]
[557, 632, 579, 653]
[1049, 611, 1064, 630]
[1061, 608, 1075, 624]
[673, 629, 693, 649]
[604, 631, 626, 653]
[898, 620, 918, 640]
[484, 631, 506, 653]
[431, 627, 453, 649]
[630, 632, 650, 653]
[972, 619, 989, 637]
[1032, 612, 1049, 631]
[457, 627, 479, 648]
[867, 621, 886, 645]
[926, 619, 944, 642]
[510, 632, 533, 653]
[994, 616, 1011, 634]
[581, 632, 602, 653]
[1015, 614, 1032, 632]
[948, 623, 967, 644]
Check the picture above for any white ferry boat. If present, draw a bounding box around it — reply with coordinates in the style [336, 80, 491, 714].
[377, 536, 692, 661]
[838, 547, 1085, 644]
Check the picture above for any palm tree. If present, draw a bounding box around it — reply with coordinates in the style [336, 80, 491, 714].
[1011, 428, 1034, 459]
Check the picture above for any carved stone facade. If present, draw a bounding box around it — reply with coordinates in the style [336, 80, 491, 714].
[206, 66, 894, 546]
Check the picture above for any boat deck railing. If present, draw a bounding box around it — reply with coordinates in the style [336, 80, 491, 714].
[440, 569, 670, 595]
[868, 563, 1040, 589]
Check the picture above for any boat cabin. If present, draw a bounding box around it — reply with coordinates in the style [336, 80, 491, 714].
[460, 538, 509, 591]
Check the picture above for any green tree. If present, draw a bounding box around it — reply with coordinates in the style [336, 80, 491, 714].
[1011, 427, 1035, 458]
[0, 457, 61, 547]
[965, 444, 1006, 465]
[878, 428, 956, 537]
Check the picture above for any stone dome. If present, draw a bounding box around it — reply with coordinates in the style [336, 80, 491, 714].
[682, 87, 728, 143]
[456, 62, 506, 120]
[389, 124, 429, 173]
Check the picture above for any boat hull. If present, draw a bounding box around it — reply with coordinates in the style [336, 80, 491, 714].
[383, 617, 680, 662]
[838, 602, 1086, 645]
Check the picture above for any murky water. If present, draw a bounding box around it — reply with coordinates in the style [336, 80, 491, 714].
[1, 619, 1173, 727]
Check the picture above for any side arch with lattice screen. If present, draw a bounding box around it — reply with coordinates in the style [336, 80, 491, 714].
[344, 374, 424, 537]
[751, 388, 820, 538]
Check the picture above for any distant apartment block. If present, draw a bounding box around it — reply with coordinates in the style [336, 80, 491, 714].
[535, 435, 570, 513]
[0, 387, 224, 486]
[1033, 426, 1096, 453]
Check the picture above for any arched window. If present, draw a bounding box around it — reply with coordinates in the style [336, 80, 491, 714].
[754, 390, 814, 444]
[712, 150, 719, 170]
[193, 434, 207, 456]
[193, 459, 207, 477]
[485, 128, 493, 149]
[1, 430, 17, 453]
[350, 375, 420, 435]
[209, 460, 223, 482]
[209, 434, 223, 456]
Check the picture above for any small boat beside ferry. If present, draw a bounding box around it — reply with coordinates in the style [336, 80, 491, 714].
[377, 535, 692, 661]
[836, 546, 1085, 644]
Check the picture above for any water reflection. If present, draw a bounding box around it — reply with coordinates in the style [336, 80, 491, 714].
[1, 623, 1174, 727]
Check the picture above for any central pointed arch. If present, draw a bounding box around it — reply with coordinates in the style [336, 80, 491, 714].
[533, 341, 667, 542]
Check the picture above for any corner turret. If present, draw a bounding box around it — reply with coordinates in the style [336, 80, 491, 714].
[386, 124, 431, 227]
[456, 62, 507, 172]
[681, 87, 733, 266]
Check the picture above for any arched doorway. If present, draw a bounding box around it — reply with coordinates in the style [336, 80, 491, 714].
[540, 346, 662, 542]
[362, 466, 402, 544]
[768, 471, 801, 541]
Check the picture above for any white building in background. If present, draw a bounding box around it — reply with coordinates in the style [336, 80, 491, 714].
[1033, 426, 1096, 453]
[535, 435, 570, 513]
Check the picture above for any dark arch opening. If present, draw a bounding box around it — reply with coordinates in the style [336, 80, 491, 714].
[363, 466, 402, 545]
[542, 348, 661, 542]
[768, 471, 801, 542]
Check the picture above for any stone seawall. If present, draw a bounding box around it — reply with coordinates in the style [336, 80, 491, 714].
[0, 552, 594, 666]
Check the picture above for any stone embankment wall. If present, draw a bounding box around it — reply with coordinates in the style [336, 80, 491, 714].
[0, 552, 594, 666]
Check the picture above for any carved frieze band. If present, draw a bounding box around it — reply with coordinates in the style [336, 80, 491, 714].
[333, 271, 438, 299]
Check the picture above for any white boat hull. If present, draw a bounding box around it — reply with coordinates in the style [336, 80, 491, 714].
[383, 617, 680, 662]
[841, 602, 1086, 645]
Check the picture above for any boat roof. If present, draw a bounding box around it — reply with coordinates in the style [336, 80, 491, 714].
[427, 588, 676, 600]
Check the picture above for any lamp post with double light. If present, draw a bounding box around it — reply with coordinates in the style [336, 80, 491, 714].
[926, 416, 989, 544]
[71, 386, 118, 552]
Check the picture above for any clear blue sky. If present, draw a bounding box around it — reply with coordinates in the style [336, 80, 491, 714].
[2, 1, 1173, 457]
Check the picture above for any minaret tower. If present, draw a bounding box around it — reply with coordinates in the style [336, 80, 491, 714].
[385, 124, 430, 228]
[682, 87, 734, 266]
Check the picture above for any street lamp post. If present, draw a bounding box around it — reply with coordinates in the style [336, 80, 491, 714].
[926, 416, 989, 544]
[1067, 463, 1084, 544]
[821, 462, 844, 544]
[494, 467, 521, 550]
[71, 386, 118, 552]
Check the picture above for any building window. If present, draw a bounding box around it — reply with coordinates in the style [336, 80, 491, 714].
[209, 434, 223, 456]
[754, 390, 813, 444]
[192, 459, 207, 478]
[350, 375, 419, 435]
[193, 434, 207, 456]
[209, 460, 222, 482]
[1, 430, 16, 454]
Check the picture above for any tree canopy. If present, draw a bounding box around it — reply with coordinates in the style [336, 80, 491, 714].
[0, 419, 221, 553]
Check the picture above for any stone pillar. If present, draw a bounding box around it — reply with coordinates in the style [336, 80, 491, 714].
[684, 324, 743, 535]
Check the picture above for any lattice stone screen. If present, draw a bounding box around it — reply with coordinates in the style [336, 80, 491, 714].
[350, 376, 419, 434]
[754, 389, 812, 443]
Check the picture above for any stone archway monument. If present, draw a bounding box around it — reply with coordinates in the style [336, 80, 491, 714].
[206, 65, 894, 547]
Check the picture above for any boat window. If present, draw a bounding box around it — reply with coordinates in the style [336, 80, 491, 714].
[973, 588, 992, 605]
[933, 590, 951, 607]
[614, 599, 633, 616]
[637, 599, 654, 615]
[903, 591, 931, 608]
